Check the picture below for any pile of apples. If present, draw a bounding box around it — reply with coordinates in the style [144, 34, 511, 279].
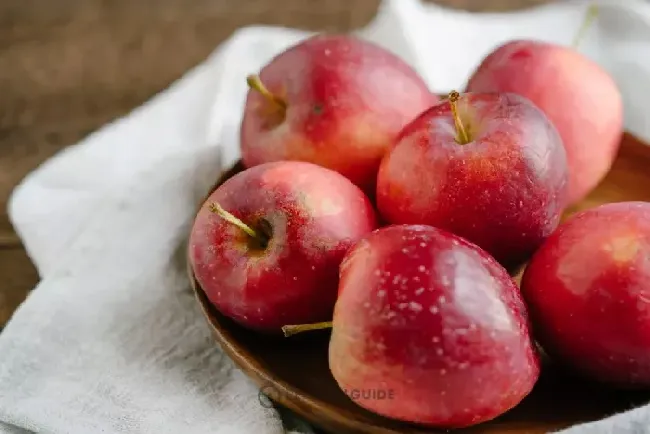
[189, 10, 650, 429]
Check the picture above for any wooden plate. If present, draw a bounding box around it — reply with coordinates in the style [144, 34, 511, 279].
[188, 132, 650, 434]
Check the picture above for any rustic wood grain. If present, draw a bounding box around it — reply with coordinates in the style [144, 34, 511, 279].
[0, 0, 554, 325]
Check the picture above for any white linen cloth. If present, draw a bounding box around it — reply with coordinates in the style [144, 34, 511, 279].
[1, 0, 650, 432]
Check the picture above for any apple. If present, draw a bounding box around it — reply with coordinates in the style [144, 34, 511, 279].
[286, 224, 540, 428]
[375, 91, 568, 271]
[521, 201, 650, 387]
[188, 161, 378, 333]
[465, 15, 623, 205]
[240, 34, 438, 194]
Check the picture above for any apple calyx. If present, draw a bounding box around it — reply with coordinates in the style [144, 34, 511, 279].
[246, 75, 287, 111]
[208, 202, 270, 249]
[572, 4, 599, 48]
[448, 90, 471, 145]
[282, 321, 333, 337]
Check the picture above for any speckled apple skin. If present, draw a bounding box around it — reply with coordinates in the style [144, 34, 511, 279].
[240, 34, 438, 193]
[329, 224, 540, 428]
[466, 40, 623, 205]
[521, 202, 650, 387]
[189, 161, 378, 333]
[376, 92, 568, 271]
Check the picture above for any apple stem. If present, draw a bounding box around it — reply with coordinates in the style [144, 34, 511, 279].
[572, 4, 599, 48]
[282, 321, 333, 337]
[246, 75, 287, 110]
[209, 202, 259, 239]
[448, 91, 471, 145]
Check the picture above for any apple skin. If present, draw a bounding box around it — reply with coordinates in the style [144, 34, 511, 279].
[329, 224, 540, 428]
[240, 34, 438, 193]
[376, 92, 568, 271]
[465, 40, 623, 205]
[521, 201, 650, 387]
[188, 161, 378, 333]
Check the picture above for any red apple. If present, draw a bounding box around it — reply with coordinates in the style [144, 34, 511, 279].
[521, 201, 650, 387]
[465, 39, 623, 205]
[326, 224, 540, 428]
[188, 161, 378, 333]
[240, 34, 438, 193]
[375, 91, 568, 271]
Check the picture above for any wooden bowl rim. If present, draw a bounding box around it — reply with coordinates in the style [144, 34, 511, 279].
[186, 132, 650, 433]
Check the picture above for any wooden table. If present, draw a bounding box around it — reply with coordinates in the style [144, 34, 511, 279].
[0, 0, 553, 329]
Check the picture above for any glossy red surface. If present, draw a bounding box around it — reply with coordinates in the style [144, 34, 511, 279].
[240, 34, 438, 193]
[376, 92, 568, 271]
[330, 225, 540, 428]
[521, 201, 650, 386]
[188, 161, 378, 333]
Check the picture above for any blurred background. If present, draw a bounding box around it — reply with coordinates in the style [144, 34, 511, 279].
[0, 0, 554, 328]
